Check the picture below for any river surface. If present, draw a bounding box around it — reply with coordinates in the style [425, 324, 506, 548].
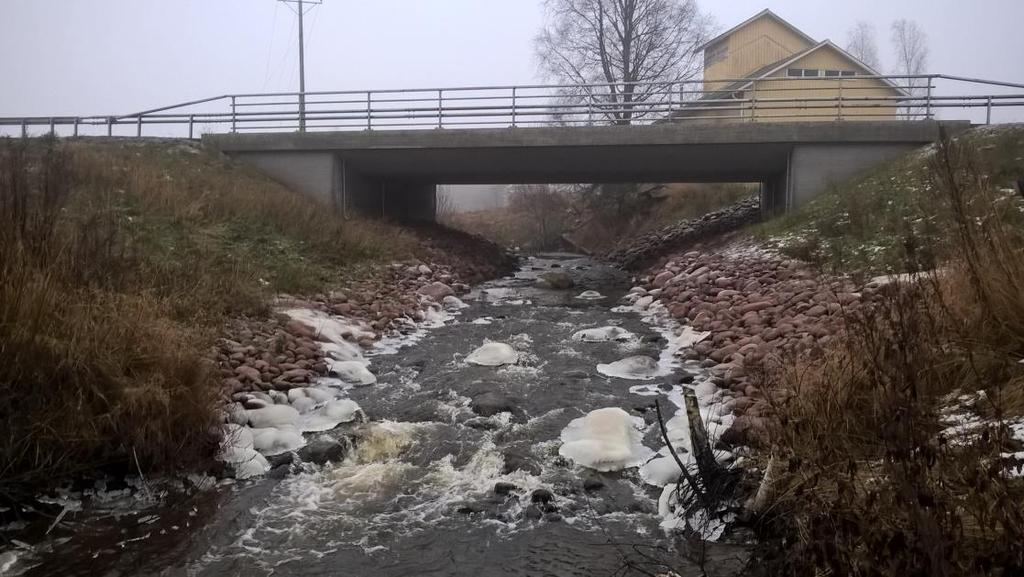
[17, 254, 749, 577]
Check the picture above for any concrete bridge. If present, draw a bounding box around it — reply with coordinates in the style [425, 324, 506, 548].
[204, 119, 967, 220]
[4, 75, 1020, 219]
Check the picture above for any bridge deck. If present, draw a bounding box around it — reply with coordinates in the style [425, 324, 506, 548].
[205, 121, 963, 184]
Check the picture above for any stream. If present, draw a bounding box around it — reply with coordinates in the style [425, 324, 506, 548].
[15, 254, 750, 577]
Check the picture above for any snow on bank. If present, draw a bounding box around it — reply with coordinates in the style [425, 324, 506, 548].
[610, 286, 738, 539]
[215, 300, 460, 480]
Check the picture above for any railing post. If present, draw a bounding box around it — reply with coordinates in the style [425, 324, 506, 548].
[188, 115, 195, 140]
[837, 78, 843, 121]
[750, 79, 757, 121]
[107, 117, 113, 137]
[136, 115, 143, 137]
[587, 87, 594, 125]
[73, 118, 79, 138]
[511, 87, 517, 128]
[21, 120, 27, 139]
[986, 96, 993, 125]
[49, 118, 56, 135]
[437, 89, 443, 129]
[231, 96, 237, 133]
[925, 77, 933, 120]
[366, 91, 372, 130]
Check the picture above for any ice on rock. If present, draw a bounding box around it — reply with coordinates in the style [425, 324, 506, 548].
[320, 341, 365, 363]
[575, 290, 605, 300]
[247, 405, 300, 429]
[329, 360, 377, 386]
[217, 424, 271, 479]
[0, 550, 21, 574]
[597, 355, 662, 380]
[658, 483, 732, 540]
[291, 397, 318, 414]
[288, 387, 336, 405]
[640, 447, 695, 487]
[674, 326, 711, 349]
[558, 407, 654, 472]
[572, 326, 636, 343]
[442, 295, 469, 311]
[299, 399, 363, 433]
[222, 423, 254, 451]
[232, 451, 272, 479]
[466, 342, 518, 367]
[634, 295, 655, 310]
[252, 426, 307, 456]
[283, 308, 376, 344]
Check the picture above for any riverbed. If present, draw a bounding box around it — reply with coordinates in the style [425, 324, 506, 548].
[13, 254, 749, 577]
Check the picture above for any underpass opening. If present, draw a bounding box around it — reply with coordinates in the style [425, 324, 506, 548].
[438, 181, 762, 257]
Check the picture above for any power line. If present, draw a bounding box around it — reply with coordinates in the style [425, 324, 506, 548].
[277, 0, 322, 132]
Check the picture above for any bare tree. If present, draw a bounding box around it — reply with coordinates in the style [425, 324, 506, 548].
[891, 19, 929, 119]
[845, 21, 881, 70]
[508, 184, 571, 249]
[535, 0, 713, 125]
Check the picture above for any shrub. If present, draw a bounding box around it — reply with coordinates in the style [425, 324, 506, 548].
[753, 133, 1024, 576]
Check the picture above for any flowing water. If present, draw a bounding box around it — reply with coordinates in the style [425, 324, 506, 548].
[16, 254, 750, 577]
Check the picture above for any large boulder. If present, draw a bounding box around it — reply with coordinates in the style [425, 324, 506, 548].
[470, 392, 526, 421]
[417, 282, 455, 301]
[536, 272, 575, 290]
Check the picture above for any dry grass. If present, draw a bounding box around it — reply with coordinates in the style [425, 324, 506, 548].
[752, 134, 1024, 575]
[0, 136, 419, 488]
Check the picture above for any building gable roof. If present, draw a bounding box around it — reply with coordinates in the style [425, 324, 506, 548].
[697, 9, 817, 52]
[714, 40, 908, 96]
[700, 41, 909, 101]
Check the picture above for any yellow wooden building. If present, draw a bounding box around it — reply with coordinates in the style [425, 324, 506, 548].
[683, 9, 907, 121]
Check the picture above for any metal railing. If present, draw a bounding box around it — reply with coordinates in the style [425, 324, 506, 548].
[2, 74, 1023, 138]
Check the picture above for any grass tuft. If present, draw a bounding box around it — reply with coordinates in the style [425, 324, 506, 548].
[0, 136, 420, 488]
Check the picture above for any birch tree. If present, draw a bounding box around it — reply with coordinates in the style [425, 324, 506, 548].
[845, 21, 881, 70]
[535, 0, 713, 125]
[891, 19, 930, 118]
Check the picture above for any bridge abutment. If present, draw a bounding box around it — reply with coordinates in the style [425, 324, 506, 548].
[785, 143, 919, 208]
[229, 151, 437, 221]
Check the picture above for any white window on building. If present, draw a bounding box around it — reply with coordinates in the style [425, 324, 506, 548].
[786, 68, 857, 78]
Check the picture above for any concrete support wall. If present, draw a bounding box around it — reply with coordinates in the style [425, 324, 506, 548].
[761, 169, 789, 217]
[233, 151, 341, 208]
[787, 143, 918, 208]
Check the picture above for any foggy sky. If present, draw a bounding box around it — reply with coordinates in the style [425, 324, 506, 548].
[2, 0, 1022, 121]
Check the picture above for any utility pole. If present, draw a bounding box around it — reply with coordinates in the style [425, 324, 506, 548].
[278, 0, 322, 132]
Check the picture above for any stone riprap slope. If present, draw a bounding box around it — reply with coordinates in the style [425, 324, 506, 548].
[607, 197, 761, 270]
[630, 243, 880, 446]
